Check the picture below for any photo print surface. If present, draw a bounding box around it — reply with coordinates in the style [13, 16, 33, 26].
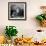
[8, 2, 26, 20]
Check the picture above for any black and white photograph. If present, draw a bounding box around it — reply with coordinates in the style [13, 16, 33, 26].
[8, 2, 26, 20]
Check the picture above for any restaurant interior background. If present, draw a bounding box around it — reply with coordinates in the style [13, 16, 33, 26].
[0, 0, 46, 43]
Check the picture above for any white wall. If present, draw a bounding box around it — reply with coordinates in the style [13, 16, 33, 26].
[0, 0, 46, 38]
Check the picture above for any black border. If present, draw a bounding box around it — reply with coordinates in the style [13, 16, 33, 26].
[8, 2, 27, 20]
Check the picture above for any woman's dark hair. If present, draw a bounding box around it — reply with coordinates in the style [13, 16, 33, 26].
[10, 5, 16, 17]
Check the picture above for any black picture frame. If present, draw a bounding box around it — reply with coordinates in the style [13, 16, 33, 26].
[8, 2, 26, 20]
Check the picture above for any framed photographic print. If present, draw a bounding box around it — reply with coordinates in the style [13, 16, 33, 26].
[8, 2, 26, 20]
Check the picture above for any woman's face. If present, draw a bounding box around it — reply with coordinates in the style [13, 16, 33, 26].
[12, 5, 20, 13]
[16, 8, 20, 13]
